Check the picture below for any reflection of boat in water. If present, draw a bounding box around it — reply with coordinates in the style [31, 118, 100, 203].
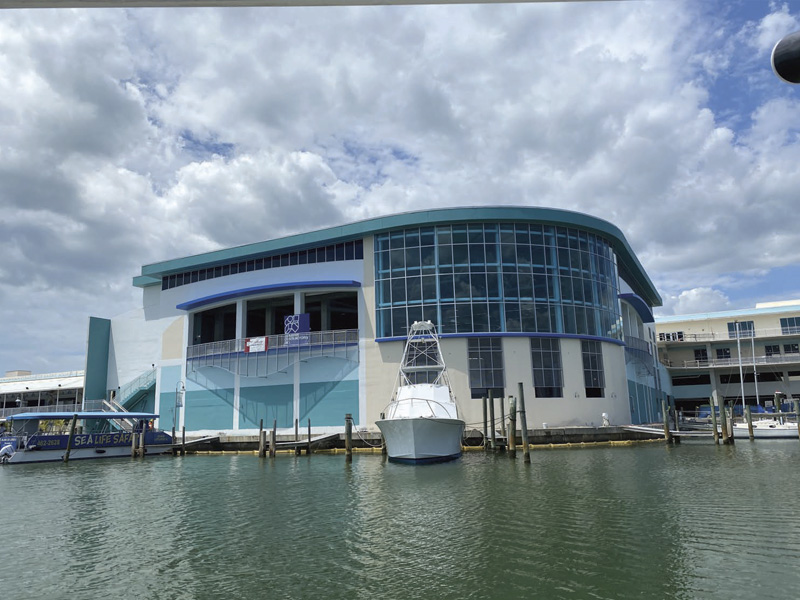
[376, 321, 465, 464]
[0, 412, 172, 464]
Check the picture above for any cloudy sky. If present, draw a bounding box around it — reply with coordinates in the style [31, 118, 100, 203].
[1, 0, 800, 374]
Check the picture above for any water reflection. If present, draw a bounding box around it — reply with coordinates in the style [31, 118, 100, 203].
[2, 443, 800, 599]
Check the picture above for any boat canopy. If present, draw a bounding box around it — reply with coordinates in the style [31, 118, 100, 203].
[7, 411, 159, 421]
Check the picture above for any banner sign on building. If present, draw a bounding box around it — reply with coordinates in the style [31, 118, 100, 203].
[245, 336, 268, 353]
[284, 313, 310, 346]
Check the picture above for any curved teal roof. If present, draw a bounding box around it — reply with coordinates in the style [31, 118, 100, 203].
[134, 206, 661, 307]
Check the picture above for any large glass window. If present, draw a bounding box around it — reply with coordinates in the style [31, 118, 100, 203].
[581, 340, 605, 398]
[192, 304, 237, 344]
[694, 348, 708, 364]
[780, 317, 800, 335]
[728, 321, 754, 339]
[467, 338, 505, 399]
[530, 338, 563, 398]
[375, 223, 622, 338]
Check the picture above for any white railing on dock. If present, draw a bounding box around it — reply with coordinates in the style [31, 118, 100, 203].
[659, 326, 800, 343]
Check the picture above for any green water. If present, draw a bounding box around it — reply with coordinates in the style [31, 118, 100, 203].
[2, 442, 800, 599]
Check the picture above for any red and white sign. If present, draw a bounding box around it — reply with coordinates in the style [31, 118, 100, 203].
[245, 337, 267, 353]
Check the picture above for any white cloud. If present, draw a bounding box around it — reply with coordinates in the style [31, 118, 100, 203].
[2, 1, 800, 373]
[659, 287, 732, 316]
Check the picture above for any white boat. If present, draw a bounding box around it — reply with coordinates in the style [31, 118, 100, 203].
[376, 321, 465, 464]
[732, 418, 798, 439]
[0, 411, 173, 464]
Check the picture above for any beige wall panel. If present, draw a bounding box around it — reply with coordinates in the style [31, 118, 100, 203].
[161, 317, 186, 360]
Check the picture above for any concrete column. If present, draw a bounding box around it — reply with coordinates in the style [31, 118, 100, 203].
[293, 291, 304, 427]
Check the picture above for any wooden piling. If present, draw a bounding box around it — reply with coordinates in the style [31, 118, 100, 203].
[482, 396, 488, 451]
[662, 400, 672, 444]
[508, 397, 517, 458]
[307, 419, 312, 455]
[295, 418, 300, 455]
[488, 389, 496, 451]
[63, 413, 78, 463]
[710, 397, 719, 445]
[517, 383, 530, 464]
[269, 419, 276, 457]
[745, 405, 754, 441]
[258, 419, 266, 458]
[140, 429, 146, 458]
[131, 428, 138, 457]
[181, 426, 186, 456]
[380, 412, 387, 455]
[345, 413, 353, 462]
[500, 397, 506, 438]
[719, 401, 731, 444]
[794, 400, 800, 441]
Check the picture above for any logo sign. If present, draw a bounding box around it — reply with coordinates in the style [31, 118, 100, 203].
[284, 313, 310, 346]
[245, 336, 268, 353]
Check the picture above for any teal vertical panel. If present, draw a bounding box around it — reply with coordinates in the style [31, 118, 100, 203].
[185, 388, 234, 431]
[239, 385, 294, 429]
[627, 380, 638, 425]
[126, 389, 156, 414]
[300, 380, 359, 426]
[159, 366, 183, 431]
[84, 317, 110, 401]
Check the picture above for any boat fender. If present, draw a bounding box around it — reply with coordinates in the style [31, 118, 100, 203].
[0, 444, 14, 463]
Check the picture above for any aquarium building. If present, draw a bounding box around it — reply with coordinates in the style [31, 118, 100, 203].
[84, 206, 665, 434]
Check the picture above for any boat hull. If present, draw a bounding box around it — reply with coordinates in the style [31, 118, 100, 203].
[732, 422, 799, 439]
[1, 430, 174, 464]
[3, 444, 173, 464]
[376, 417, 465, 464]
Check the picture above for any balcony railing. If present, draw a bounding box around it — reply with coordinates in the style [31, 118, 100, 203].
[658, 327, 800, 343]
[187, 329, 360, 377]
[661, 353, 800, 369]
[0, 403, 83, 419]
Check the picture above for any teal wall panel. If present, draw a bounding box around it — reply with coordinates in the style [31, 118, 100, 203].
[239, 385, 293, 429]
[300, 379, 359, 426]
[84, 317, 110, 401]
[185, 388, 234, 430]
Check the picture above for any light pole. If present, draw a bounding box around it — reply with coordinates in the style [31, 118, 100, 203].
[174, 381, 185, 437]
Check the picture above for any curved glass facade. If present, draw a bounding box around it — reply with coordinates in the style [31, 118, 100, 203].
[375, 222, 621, 339]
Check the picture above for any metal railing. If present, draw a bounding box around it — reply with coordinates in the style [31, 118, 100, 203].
[0, 403, 82, 419]
[117, 368, 157, 407]
[661, 354, 800, 369]
[659, 327, 800, 343]
[0, 370, 84, 383]
[187, 329, 360, 377]
[625, 335, 652, 354]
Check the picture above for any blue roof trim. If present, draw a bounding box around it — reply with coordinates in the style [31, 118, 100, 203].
[619, 293, 654, 324]
[376, 332, 625, 347]
[135, 206, 661, 307]
[176, 280, 361, 311]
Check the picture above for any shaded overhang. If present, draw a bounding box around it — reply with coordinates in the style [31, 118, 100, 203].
[176, 280, 361, 311]
[135, 205, 661, 307]
[619, 293, 654, 324]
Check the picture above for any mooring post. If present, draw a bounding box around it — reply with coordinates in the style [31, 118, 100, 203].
[662, 400, 673, 444]
[710, 397, 719, 445]
[139, 426, 147, 458]
[488, 389, 496, 451]
[269, 419, 276, 457]
[482, 396, 488, 451]
[63, 413, 78, 463]
[258, 418, 266, 458]
[508, 396, 517, 458]
[380, 412, 387, 455]
[794, 399, 800, 441]
[295, 418, 300, 455]
[517, 383, 530, 464]
[181, 426, 186, 456]
[345, 413, 353, 462]
[745, 405, 754, 441]
[131, 427, 138, 458]
[307, 419, 312, 455]
[500, 397, 506, 439]
[719, 400, 731, 444]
